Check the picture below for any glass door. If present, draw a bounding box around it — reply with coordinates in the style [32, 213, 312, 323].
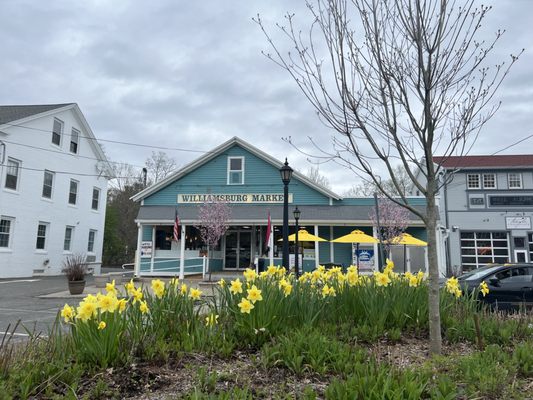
[224, 231, 253, 269]
[225, 231, 238, 269]
[239, 232, 252, 269]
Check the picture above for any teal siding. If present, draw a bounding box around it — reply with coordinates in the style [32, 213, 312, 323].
[142, 226, 152, 241]
[318, 226, 331, 264]
[144, 144, 330, 206]
[335, 197, 427, 206]
[333, 226, 353, 266]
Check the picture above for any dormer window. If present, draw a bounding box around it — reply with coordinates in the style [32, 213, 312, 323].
[227, 156, 244, 185]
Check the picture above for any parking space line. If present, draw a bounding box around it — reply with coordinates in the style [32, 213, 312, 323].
[0, 279, 41, 284]
[0, 308, 57, 314]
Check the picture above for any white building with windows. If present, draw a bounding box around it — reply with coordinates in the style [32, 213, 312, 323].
[0, 104, 110, 278]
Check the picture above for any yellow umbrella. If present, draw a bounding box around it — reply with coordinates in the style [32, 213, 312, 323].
[388, 233, 427, 246]
[387, 233, 427, 273]
[278, 229, 327, 242]
[331, 230, 379, 268]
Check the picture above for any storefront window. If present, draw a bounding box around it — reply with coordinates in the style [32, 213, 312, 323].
[155, 226, 172, 250]
[460, 231, 509, 271]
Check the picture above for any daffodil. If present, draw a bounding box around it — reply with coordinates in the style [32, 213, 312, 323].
[98, 321, 106, 330]
[76, 301, 97, 322]
[375, 271, 391, 287]
[445, 277, 459, 294]
[218, 278, 226, 287]
[408, 275, 419, 287]
[267, 265, 278, 276]
[246, 285, 263, 303]
[98, 294, 119, 313]
[229, 279, 243, 295]
[322, 284, 336, 298]
[346, 271, 359, 287]
[139, 300, 149, 314]
[180, 283, 188, 295]
[480, 281, 489, 297]
[189, 288, 202, 300]
[83, 294, 98, 304]
[151, 279, 165, 299]
[243, 268, 257, 282]
[131, 287, 143, 304]
[170, 277, 180, 288]
[205, 313, 219, 327]
[60, 304, 74, 323]
[117, 298, 128, 313]
[347, 265, 358, 274]
[282, 282, 292, 296]
[238, 298, 254, 314]
[106, 279, 117, 296]
[125, 279, 136, 296]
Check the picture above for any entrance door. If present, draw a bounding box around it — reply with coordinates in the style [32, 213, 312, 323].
[515, 249, 528, 263]
[225, 231, 252, 269]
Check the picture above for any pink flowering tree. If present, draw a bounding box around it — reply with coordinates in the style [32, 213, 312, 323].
[196, 199, 231, 280]
[369, 198, 410, 254]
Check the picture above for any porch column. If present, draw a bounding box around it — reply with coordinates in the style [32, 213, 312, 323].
[372, 226, 379, 272]
[179, 224, 186, 280]
[135, 223, 142, 277]
[314, 225, 320, 268]
[406, 247, 412, 273]
[150, 226, 156, 273]
[329, 226, 334, 263]
[269, 226, 274, 268]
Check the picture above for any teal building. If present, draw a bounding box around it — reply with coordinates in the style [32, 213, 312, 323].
[132, 137, 429, 278]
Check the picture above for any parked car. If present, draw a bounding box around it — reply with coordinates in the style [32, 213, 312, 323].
[458, 264, 533, 311]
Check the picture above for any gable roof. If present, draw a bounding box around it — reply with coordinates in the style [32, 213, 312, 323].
[0, 104, 74, 125]
[132, 136, 341, 202]
[433, 155, 533, 169]
[0, 103, 111, 170]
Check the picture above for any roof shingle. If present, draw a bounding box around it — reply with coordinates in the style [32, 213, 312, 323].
[433, 155, 533, 169]
[0, 103, 74, 125]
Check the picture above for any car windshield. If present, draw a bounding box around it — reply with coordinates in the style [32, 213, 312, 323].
[460, 265, 503, 281]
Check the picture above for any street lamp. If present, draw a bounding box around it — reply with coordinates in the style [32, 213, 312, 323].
[280, 158, 293, 271]
[293, 206, 301, 278]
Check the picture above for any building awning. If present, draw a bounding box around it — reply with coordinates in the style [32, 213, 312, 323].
[136, 204, 428, 226]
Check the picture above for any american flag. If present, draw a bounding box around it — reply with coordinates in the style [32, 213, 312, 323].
[173, 209, 180, 241]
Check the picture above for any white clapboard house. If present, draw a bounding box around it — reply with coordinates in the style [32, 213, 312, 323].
[0, 104, 110, 278]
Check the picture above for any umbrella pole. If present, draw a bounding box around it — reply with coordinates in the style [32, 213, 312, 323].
[403, 244, 406, 273]
[356, 243, 360, 269]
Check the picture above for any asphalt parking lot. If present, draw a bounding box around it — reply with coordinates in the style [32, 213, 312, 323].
[0, 275, 96, 338]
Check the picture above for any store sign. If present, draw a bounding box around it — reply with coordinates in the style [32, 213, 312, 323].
[505, 216, 531, 230]
[140, 241, 152, 257]
[177, 193, 293, 204]
[353, 247, 375, 269]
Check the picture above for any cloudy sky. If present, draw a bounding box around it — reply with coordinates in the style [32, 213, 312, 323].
[1, 0, 531, 194]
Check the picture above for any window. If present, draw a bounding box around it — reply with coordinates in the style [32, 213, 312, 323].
[69, 179, 78, 205]
[64, 226, 74, 251]
[0, 217, 13, 248]
[52, 118, 63, 146]
[155, 226, 173, 250]
[227, 157, 244, 185]
[4, 158, 20, 190]
[91, 187, 100, 210]
[489, 196, 533, 207]
[469, 197, 485, 206]
[467, 174, 480, 189]
[483, 173, 496, 189]
[460, 231, 509, 271]
[508, 173, 522, 189]
[36, 223, 48, 250]
[492, 267, 533, 284]
[87, 230, 96, 253]
[70, 128, 80, 154]
[42, 170, 54, 199]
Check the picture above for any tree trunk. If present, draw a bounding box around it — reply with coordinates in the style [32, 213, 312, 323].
[426, 186, 442, 354]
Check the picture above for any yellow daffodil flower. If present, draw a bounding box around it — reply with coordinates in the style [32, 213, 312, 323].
[229, 279, 243, 295]
[180, 283, 188, 295]
[267, 265, 278, 276]
[106, 279, 117, 296]
[98, 321, 106, 330]
[117, 298, 128, 313]
[375, 271, 392, 287]
[76, 301, 97, 322]
[139, 300, 149, 314]
[408, 275, 419, 287]
[346, 271, 359, 287]
[238, 298, 254, 314]
[151, 279, 165, 299]
[125, 279, 136, 296]
[246, 285, 263, 303]
[218, 278, 226, 287]
[83, 294, 98, 304]
[189, 288, 202, 300]
[243, 268, 257, 282]
[98, 294, 119, 313]
[60, 304, 74, 323]
[347, 265, 358, 274]
[131, 287, 143, 304]
[322, 284, 336, 298]
[170, 277, 180, 288]
[480, 281, 489, 297]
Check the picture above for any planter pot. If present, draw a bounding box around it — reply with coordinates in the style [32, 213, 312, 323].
[68, 280, 86, 295]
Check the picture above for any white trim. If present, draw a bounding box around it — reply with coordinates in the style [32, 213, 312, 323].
[179, 224, 186, 279]
[36, 221, 49, 251]
[0, 216, 15, 249]
[41, 170, 55, 200]
[4, 156, 22, 192]
[329, 226, 334, 263]
[51, 118, 63, 147]
[135, 223, 142, 277]
[508, 172, 523, 189]
[466, 173, 481, 189]
[227, 156, 245, 185]
[70, 127, 80, 154]
[482, 173, 497, 189]
[68, 179, 79, 205]
[314, 225, 320, 268]
[131, 137, 341, 202]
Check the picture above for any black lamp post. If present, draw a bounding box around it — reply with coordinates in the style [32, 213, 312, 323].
[293, 206, 301, 277]
[280, 158, 293, 271]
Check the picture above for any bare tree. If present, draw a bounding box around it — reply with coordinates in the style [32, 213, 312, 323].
[256, 0, 521, 353]
[306, 166, 331, 189]
[108, 162, 143, 192]
[345, 165, 413, 197]
[145, 151, 177, 185]
[196, 200, 232, 280]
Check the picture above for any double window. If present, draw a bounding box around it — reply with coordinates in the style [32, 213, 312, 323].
[227, 157, 244, 185]
[52, 118, 63, 146]
[42, 170, 54, 199]
[0, 217, 14, 248]
[92, 187, 100, 210]
[466, 173, 497, 189]
[36, 222, 49, 250]
[70, 128, 80, 154]
[64, 226, 74, 251]
[4, 158, 20, 191]
[508, 173, 522, 189]
[69, 179, 78, 205]
[87, 230, 97, 253]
